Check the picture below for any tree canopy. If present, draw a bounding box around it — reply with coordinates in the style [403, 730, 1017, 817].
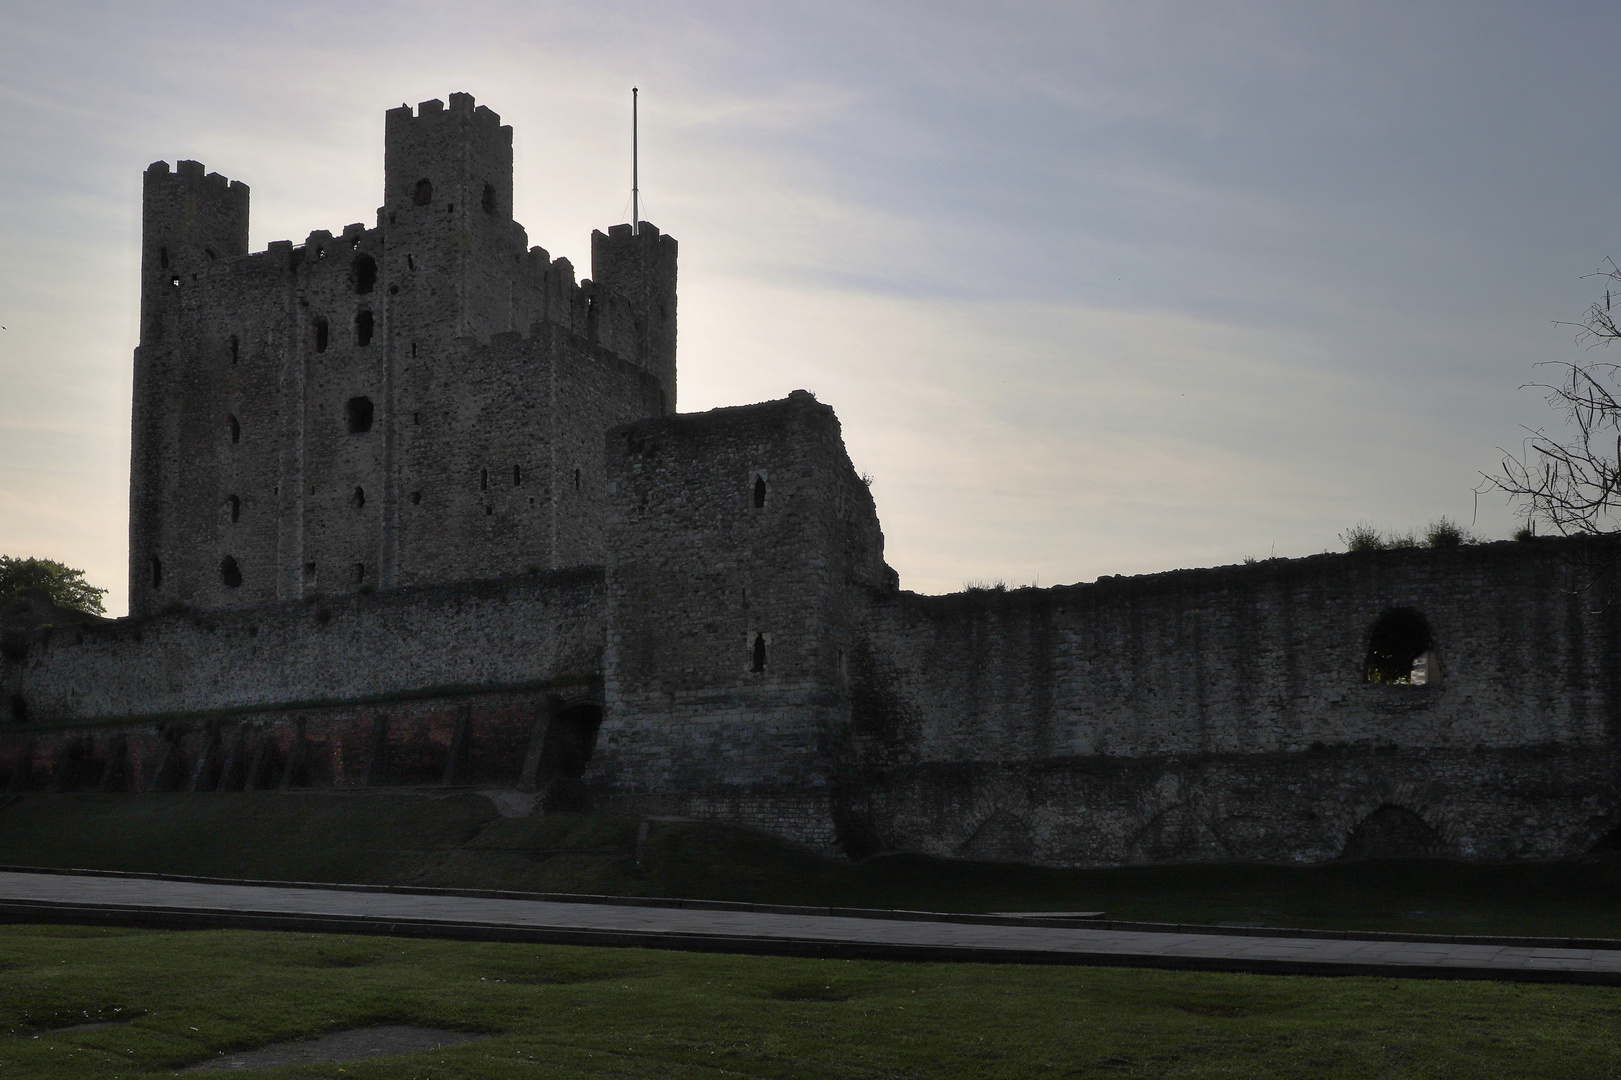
[0, 556, 108, 616]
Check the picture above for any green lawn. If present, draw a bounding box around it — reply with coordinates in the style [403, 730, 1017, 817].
[1, 793, 1620, 938]
[0, 924, 1616, 1079]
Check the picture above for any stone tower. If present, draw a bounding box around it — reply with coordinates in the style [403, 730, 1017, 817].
[128, 94, 676, 617]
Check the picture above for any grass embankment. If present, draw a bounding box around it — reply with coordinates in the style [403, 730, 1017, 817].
[2, 793, 1620, 938]
[0, 925, 1617, 1079]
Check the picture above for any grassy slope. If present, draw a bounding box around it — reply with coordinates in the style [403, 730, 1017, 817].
[2, 793, 1620, 938]
[0, 925, 1617, 1079]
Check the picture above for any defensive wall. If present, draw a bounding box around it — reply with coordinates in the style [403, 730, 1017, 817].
[0, 570, 605, 802]
[7, 394, 1621, 866]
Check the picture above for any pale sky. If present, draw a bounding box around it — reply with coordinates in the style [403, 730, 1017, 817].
[2, 1, 1617, 616]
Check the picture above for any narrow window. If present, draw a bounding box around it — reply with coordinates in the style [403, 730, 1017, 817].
[513, 464, 522, 486]
[313, 317, 329, 353]
[205, 247, 217, 261]
[1365, 608, 1438, 685]
[446, 203, 454, 213]
[485, 504, 493, 516]
[346, 396, 374, 434]
[412, 411, 420, 424]
[751, 634, 767, 673]
[220, 555, 242, 589]
[481, 183, 496, 214]
[150, 555, 163, 588]
[355, 309, 374, 347]
[410, 342, 418, 358]
[753, 474, 767, 508]
[227, 494, 240, 522]
[573, 468, 581, 492]
[350, 254, 377, 295]
[227, 414, 240, 444]
[229, 334, 239, 363]
[411, 491, 422, 505]
[303, 562, 317, 582]
[352, 486, 365, 510]
[480, 468, 489, 491]
[159, 246, 170, 269]
[406, 254, 415, 271]
[353, 562, 366, 584]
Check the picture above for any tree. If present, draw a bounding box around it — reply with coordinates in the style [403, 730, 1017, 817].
[0, 556, 108, 616]
[1484, 260, 1621, 536]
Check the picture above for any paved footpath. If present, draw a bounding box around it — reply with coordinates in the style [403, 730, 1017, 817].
[0, 869, 1617, 986]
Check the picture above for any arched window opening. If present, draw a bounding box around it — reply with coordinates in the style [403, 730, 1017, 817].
[355, 309, 374, 347]
[513, 464, 522, 486]
[226, 494, 240, 523]
[413, 178, 433, 205]
[1365, 607, 1439, 685]
[150, 555, 163, 589]
[220, 555, 242, 589]
[753, 473, 767, 508]
[205, 247, 217, 261]
[313, 317, 329, 353]
[353, 562, 366, 584]
[227, 414, 240, 444]
[350, 254, 377, 295]
[229, 335, 239, 363]
[446, 203, 454, 213]
[481, 182, 496, 214]
[573, 468, 581, 492]
[159, 246, 170, 269]
[480, 468, 489, 491]
[1340, 805, 1446, 859]
[352, 486, 365, 510]
[410, 491, 422, 505]
[346, 396, 373, 434]
[751, 633, 768, 673]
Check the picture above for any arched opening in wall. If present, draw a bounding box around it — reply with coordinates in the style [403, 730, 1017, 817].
[227, 414, 240, 444]
[346, 396, 373, 434]
[220, 555, 242, 589]
[751, 633, 768, 673]
[350, 254, 377, 295]
[752, 473, 767, 508]
[1590, 824, 1621, 855]
[353, 562, 366, 585]
[481, 183, 496, 214]
[313, 317, 329, 353]
[355, 310, 374, 346]
[352, 486, 365, 510]
[537, 702, 603, 812]
[226, 495, 240, 523]
[1365, 608, 1439, 685]
[1340, 805, 1446, 859]
[413, 178, 433, 206]
[150, 556, 163, 589]
[229, 335, 239, 363]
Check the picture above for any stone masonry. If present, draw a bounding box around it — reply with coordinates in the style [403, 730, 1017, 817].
[2, 93, 1619, 866]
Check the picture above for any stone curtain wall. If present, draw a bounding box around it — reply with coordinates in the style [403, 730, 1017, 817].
[847, 541, 1621, 865]
[591, 393, 894, 850]
[1, 570, 603, 726]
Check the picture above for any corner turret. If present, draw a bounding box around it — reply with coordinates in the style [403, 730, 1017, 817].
[592, 222, 678, 412]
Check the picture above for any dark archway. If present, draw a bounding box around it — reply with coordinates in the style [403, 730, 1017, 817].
[1340, 805, 1446, 859]
[537, 702, 602, 812]
[1590, 824, 1621, 854]
[1365, 607, 1437, 684]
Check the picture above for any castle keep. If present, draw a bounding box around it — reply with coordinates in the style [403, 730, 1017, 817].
[3, 94, 1619, 866]
[132, 93, 674, 614]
